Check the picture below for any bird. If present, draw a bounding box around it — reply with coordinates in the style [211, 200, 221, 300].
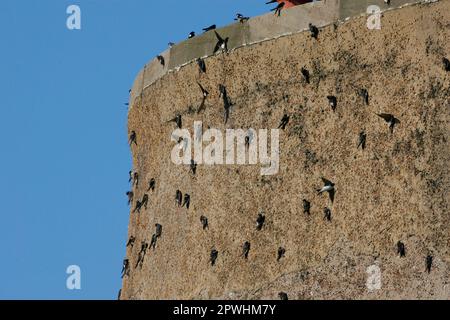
[219, 84, 232, 124]
[426, 255, 433, 273]
[443, 58, 450, 71]
[278, 292, 288, 300]
[168, 42, 175, 48]
[200, 215, 208, 230]
[155, 224, 162, 238]
[327, 95, 337, 112]
[133, 172, 139, 187]
[197, 58, 206, 73]
[118, 289, 121, 300]
[147, 178, 155, 192]
[190, 159, 197, 175]
[135, 242, 148, 268]
[301, 67, 310, 84]
[242, 241, 251, 259]
[128, 170, 133, 183]
[235, 13, 249, 23]
[277, 247, 286, 261]
[156, 55, 165, 67]
[126, 191, 134, 206]
[317, 178, 335, 203]
[129, 131, 137, 146]
[203, 24, 216, 32]
[175, 190, 183, 207]
[213, 31, 229, 54]
[121, 259, 130, 278]
[197, 82, 209, 113]
[210, 249, 218, 266]
[309, 23, 319, 39]
[188, 31, 196, 39]
[133, 200, 142, 214]
[278, 114, 290, 130]
[126, 236, 135, 248]
[397, 241, 406, 257]
[303, 199, 311, 215]
[141, 194, 149, 210]
[150, 233, 158, 250]
[376, 113, 400, 134]
[182, 194, 190, 209]
[270, 2, 285, 16]
[167, 114, 182, 129]
[256, 213, 266, 231]
[358, 88, 369, 105]
[357, 131, 367, 150]
[324, 207, 332, 221]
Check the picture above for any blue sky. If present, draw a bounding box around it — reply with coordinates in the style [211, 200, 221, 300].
[0, 0, 272, 300]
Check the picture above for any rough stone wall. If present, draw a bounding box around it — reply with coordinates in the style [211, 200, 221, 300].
[122, 0, 450, 300]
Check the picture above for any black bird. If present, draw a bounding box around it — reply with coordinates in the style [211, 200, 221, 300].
[168, 42, 175, 48]
[118, 289, 122, 300]
[175, 190, 183, 207]
[197, 58, 206, 73]
[210, 249, 218, 266]
[135, 242, 148, 268]
[190, 159, 197, 175]
[324, 207, 332, 222]
[155, 224, 162, 238]
[156, 55, 165, 67]
[147, 178, 156, 192]
[270, 2, 285, 16]
[376, 113, 400, 134]
[128, 170, 133, 183]
[235, 13, 249, 23]
[397, 241, 406, 257]
[358, 88, 369, 105]
[133, 172, 139, 187]
[303, 199, 311, 215]
[443, 58, 450, 71]
[182, 194, 191, 209]
[150, 233, 158, 250]
[256, 213, 265, 231]
[168, 114, 182, 129]
[309, 23, 319, 39]
[203, 24, 216, 32]
[133, 200, 142, 214]
[301, 67, 310, 84]
[121, 259, 130, 278]
[242, 241, 251, 259]
[245, 134, 251, 149]
[129, 131, 137, 146]
[278, 292, 288, 300]
[219, 84, 232, 124]
[200, 215, 208, 230]
[188, 31, 196, 39]
[141, 194, 149, 210]
[278, 114, 290, 130]
[126, 236, 135, 248]
[197, 82, 209, 113]
[126, 191, 134, 206]
[277, 247, 286, 261]
[426, 255, 433, 273]
[327, 95, 337, 112]
[213, 31, 229, 54]
[357, 131, 367, 150]
[317, 177, 335, 203]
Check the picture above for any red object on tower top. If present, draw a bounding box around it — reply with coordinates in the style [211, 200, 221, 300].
[277, 0, 312, 8]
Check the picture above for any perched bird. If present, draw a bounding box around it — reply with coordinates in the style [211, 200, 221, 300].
[168, 42, 175, 48]
[303, 199, 311, 215]
[147, 178, 156, 192]
[200, 215, 208, 230]
[256, 213, 266, 231]
[210, 249, 218, 266]
[155, 224, 162, 238]
[121, 259, 130, 278]
[376, 113, 400, 134]
[168, 114, 182, 129]
[129, 131, 137, 146]
[270, 2, 285, 16]
[309, 23, 319, 39]
[188, 31, 196, 39]
[317, 177, 335, 203]
[182, 194, 191, 209]
[156, 55, 165, 67]
[426, 255, 433, 273]
[126, 191, 134, 206]
[277, 247, 286, 261]
[197, 57, 206, 73]
[278, 292, 288, 300]
[235, 13, 249, 23]
[128, 170, 133, 183]
[203, 24, 216, 32]
[324, 207, 332, 222]
[141, 194, 149, 210]
[190, 159, 197, 175]
[118, 289, 121, 300]
[213, 31, 229, 54]
[219, 84, 232, 124]
[150, 233, 158, 250]
[242, 241, 251, 259]
[133, 200, 142, 214]
[126, 236, 135, 248]
[278, 114, 290, 130]
[357, 131, 367, 150]
[175, 190, 183, 207]
[327, 95, 337, 112]
[133, 172, 139, 187]
[301, 67, 310, 84]
[358, 88, 369, 105]
[443, 58, 450, 71]
[135, 242, 148, 268]
[397, 241, 406, 257]
[197, 82, 209, 113]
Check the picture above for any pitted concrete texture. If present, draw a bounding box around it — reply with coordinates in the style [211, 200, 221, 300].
[123, 0, 450, 299]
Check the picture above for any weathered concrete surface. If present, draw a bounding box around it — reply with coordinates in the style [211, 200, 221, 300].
[123, 0, 450, 300]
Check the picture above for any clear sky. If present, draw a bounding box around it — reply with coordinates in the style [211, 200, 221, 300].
[0, 0, 276, 300]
